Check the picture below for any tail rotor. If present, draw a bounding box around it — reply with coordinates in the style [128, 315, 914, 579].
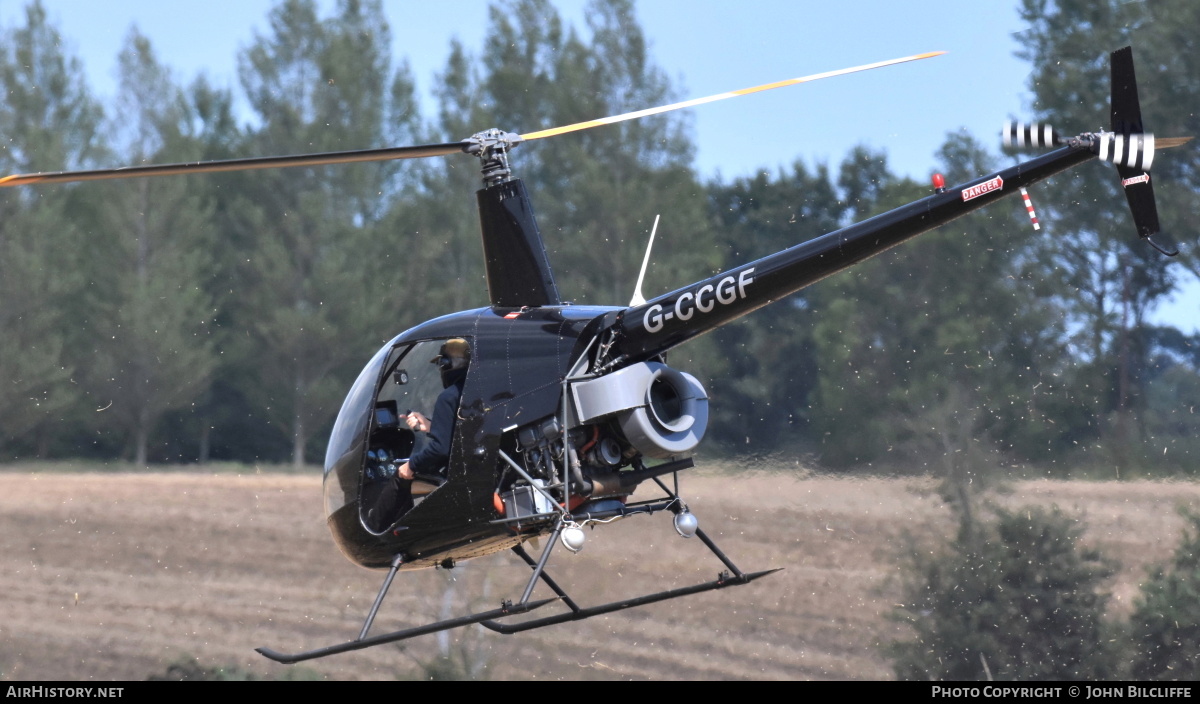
[1001, 47, 1190, 256]
[1109, 46, 1171, 253]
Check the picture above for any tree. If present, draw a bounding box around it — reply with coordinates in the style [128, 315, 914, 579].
[1129, 509, 1200, 679]
[704, 160, 842, 449]
[85, 29, 220, 465]
[805, 138, 1067, 469]
[1016, 0, 1200, 467]
[374, 38, 490, 323]
[232, 0, 423, 466]
[892, 505, 1119, 681]
[1138, 331, 1200, 473]
[535, 0, 718, 309]
[0, 1, 103, 457]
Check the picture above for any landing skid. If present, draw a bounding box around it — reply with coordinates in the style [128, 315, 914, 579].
[256, 596, 557, 664]
[258, 481, 779, 664]
[482, 563, 780, 635]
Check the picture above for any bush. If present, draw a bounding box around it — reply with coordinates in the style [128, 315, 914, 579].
[1129, 509, 1200, 680]
[892, 505, 1119, 680]
[147, 656, 321, 681]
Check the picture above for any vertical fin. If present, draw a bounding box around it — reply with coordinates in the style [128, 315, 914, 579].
[1110, 46, 1161, 238]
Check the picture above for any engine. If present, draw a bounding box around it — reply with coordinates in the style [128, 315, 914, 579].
[500, 362, 708, 514]
[572, 361, 709, 458]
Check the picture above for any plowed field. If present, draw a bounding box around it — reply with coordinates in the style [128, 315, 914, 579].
[2, 467, 1197, 681]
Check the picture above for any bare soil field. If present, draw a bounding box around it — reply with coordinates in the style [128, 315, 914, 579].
[2, 466, 1198, 681]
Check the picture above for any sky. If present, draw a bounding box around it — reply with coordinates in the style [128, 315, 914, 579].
[1, 0, 1195, 330]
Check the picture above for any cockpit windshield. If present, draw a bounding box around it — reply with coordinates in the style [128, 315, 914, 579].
[322, 338, 469, 523]
[323, 341, 400, 519]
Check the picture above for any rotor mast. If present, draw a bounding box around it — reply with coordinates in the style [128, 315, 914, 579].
[465, 129, 562, 308]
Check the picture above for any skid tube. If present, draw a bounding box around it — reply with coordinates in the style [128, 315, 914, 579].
[256, 598, 558, 664]
[482, 557, 779, 635]
[256, 550, 559, 664]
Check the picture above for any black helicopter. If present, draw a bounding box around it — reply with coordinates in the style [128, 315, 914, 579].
[1, 47, 1185, 663]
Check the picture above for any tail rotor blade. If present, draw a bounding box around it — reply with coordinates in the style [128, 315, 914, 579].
[1003, 120, 1058, 149]
[1157, 137, 1193, 149]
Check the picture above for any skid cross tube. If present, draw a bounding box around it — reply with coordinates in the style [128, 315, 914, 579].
[511, 543, 582, 613]
[653, 475, 745, 578]
[519, 523, 562, 605]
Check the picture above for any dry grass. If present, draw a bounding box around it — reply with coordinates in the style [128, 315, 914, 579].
[1, 464, 1198, 681]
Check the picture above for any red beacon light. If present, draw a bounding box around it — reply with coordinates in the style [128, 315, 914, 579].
[931, 173, 946, 193]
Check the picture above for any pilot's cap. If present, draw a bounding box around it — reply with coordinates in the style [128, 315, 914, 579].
[431, 338, 471, 370]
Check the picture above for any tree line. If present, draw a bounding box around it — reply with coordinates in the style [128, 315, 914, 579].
[0, 0, 1196, 472]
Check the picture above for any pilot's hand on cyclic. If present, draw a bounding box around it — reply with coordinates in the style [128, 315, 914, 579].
[398, 461, 414, 480]
[405, 411, 431, 433]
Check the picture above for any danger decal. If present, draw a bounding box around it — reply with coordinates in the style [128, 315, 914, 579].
[961, 176, 1004, 202]
[1121, 173, 1150, 188]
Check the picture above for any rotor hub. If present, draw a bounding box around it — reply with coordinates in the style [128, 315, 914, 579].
[464, 129, 524, 187]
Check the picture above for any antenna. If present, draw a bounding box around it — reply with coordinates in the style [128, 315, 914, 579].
[630, 215, 660, 307]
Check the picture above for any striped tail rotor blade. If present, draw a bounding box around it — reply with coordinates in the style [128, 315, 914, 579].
[519, 51, 946, 142]
[1003, 120, 1057, 149]
[1098, 132, 1155, 171]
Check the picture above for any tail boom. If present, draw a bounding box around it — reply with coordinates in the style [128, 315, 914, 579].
[610, 145, 1097, 362]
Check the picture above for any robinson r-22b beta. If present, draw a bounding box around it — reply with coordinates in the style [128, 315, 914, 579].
[0, 46, 1187, 663]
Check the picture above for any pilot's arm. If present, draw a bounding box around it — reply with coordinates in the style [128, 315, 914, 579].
[396, 412, 430, 479]
[400, 386, 459, 479]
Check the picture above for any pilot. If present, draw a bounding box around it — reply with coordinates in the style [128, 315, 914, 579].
[369, 338, 470, 532]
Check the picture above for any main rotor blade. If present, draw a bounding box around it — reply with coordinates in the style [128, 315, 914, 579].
[518, 51, 946, 142]
[0, 142, 467, 188]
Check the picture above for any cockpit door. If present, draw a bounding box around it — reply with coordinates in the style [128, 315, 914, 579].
[358, 339, 461, 525]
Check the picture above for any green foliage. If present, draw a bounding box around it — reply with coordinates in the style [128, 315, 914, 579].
[85, 30, 220, 465]
[1129, 509, 1200, 679]
[0, 0, 1197, 471]
[0, 1, 102, 457]
[705, 160, 841, 449]
[232, 0, 423, 465]
[804, 138, 1071, 468]
[147, 655, 321, 681]
[1137, 334, 1200, 474]
[892, 505, 1119, 681]
[1016, 0, 1200, 469]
